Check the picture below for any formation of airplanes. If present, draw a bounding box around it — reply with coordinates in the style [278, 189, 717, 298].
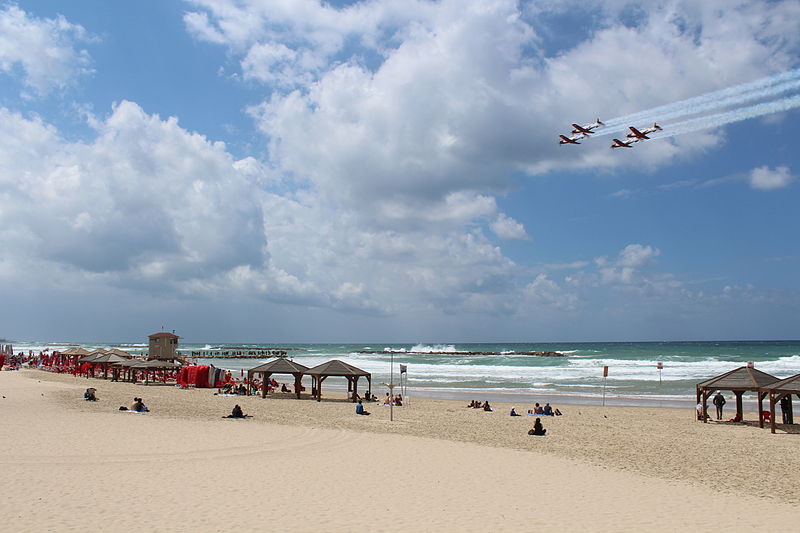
[558, 119, 663, 149]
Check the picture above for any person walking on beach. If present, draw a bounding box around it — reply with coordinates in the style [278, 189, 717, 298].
[712, 392, 726, 420]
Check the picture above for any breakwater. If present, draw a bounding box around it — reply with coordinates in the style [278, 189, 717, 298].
[182, 348, 304, 358]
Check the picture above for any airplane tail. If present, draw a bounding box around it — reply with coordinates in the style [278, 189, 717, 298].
[654, 123, 661, 130]
[597, 118, 604, 125]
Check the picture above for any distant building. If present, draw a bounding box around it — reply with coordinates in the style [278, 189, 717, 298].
[148, 332, 180, 360]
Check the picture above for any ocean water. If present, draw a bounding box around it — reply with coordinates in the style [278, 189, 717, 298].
[9, 340, 800, 405]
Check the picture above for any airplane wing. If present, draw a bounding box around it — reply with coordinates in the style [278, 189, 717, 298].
[571, 123, 593, 134]
[628, 126, 649, 139]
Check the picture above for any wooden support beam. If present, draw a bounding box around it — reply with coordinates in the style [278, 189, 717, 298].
[770, 392, 777, 434]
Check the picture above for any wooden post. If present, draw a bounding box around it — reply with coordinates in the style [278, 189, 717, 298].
[770, 392, 777, 434]
[735, 391, 743, 420]
[758, 392, 765, 428]
[352, 377, 358, 403]
[261, 372, 267, 398]
[294, 374, 302, 399]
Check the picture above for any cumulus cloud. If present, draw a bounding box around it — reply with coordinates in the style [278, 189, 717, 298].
[0, 5, 93, 95]
[490, 213, 528, 240]
[749, 165, 794, 191]
[186, 0, 800, 220]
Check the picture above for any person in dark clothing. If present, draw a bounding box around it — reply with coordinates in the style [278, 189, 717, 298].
[543, 403, 553, 416]
[712, 392, 726, 420]
[780, 396, 791, 424]
[528, 418, 546, 436]
[84, 388, 97, 401]
[231, 404, 245, 418]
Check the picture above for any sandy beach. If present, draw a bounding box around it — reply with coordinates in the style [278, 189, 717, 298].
[2, 369, 798, 532]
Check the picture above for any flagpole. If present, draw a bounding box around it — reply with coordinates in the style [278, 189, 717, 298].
[390, 351, 394, 422]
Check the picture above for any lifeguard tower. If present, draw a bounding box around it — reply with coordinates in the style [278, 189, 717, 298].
[148, 331, 180, 360]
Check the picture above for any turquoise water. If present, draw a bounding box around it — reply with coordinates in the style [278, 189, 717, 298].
[13, 340, 800, 403]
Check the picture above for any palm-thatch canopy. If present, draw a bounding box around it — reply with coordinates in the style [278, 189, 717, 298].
[248, 358, 309, 399]
[76, 352, 106, 363]
[108, 348, 133, 358]
[304, 360, 371, 402]
[696, 366, 780, 424]
[762, 373, 800, 433]
[61, 347, 91, 356]
[89, 352, 133, 379]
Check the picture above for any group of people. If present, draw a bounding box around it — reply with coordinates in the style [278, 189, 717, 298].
[118, 397, 149, 412]
[217, 382, 250, 395]
[527, 402, 562, 416]
[698, 391, 794, 425]
[384, 393, 403, 406]
[467, 400, 493, 411]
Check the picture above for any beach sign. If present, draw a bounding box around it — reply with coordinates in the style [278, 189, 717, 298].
[747, 361, 754, 368]
[657, 362, 663, 370]
[603, 365, 608, 377]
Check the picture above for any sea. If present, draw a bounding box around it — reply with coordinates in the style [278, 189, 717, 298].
[8, 340, 800, 407]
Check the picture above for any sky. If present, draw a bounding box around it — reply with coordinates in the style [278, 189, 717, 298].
[0, 0, 798, 344]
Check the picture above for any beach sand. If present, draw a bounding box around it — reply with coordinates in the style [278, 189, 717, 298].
[2, 369, 798, 532]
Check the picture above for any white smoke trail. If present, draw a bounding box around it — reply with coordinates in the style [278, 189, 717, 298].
[651, 94, 800, 139]
[591, 77, 800, 138]
[601, 68, 800, 129]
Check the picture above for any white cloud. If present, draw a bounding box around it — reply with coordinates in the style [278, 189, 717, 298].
[749, 165, 794, 191]
[490, 213, 528, 240]
[0, 5, 93, 95]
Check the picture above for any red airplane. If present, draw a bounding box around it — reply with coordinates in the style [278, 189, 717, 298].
[559, 133, 584, 145]
[610, 138, 637, 149]
[626, 123, 662, 140]
[571, 118, 605, 135]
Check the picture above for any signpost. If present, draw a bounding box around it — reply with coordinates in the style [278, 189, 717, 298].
[602, 365, 609, 406]
[657, 361, 663, 384]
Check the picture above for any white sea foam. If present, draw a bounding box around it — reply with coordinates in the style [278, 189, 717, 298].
[410, 344, 458, 353]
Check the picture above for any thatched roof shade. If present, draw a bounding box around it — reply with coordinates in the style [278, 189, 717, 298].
[108, 348, 132, 358]
[305, 360, 371, 402]
[129, 359, 180, 369]
[248, 359, 310, 399]
[77, 352, 105, 363]
[249, 358, 309, 375]
[696, 366, 779, 391]
[304, 359, 370, 377]
[91, 353, 132, 364]
[762, 373, 800, 394]
[62, 347, 91, 356]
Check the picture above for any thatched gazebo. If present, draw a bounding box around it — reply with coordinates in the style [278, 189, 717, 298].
[762, 374, 800, 433]
[696, 366, 779, 424]
[127, 359, 181, 384]
[247, 358, 309, 399]
[90, 353, 133, 379]
[304, 360, 371, 402]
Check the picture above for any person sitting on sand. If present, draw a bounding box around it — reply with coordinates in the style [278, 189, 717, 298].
[130, 397, 148, 412]
[384, 393, 392, 405]
[534, 403, 544, 415]
[355, 400, 370, 416]
[84, 388, 97, 401]
[394, 395, 402, 406]
[543, 403, 553, 416]
[554, 408, 562, 416]
[510, 407, 520, 416]
[482, 401, 492, 412]
[528, 418, 546, 436]
[231, 404, 245, 418]
[281, 383, 290, 393]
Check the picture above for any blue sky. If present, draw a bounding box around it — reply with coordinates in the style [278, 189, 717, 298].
[0, 0, 798, 343]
